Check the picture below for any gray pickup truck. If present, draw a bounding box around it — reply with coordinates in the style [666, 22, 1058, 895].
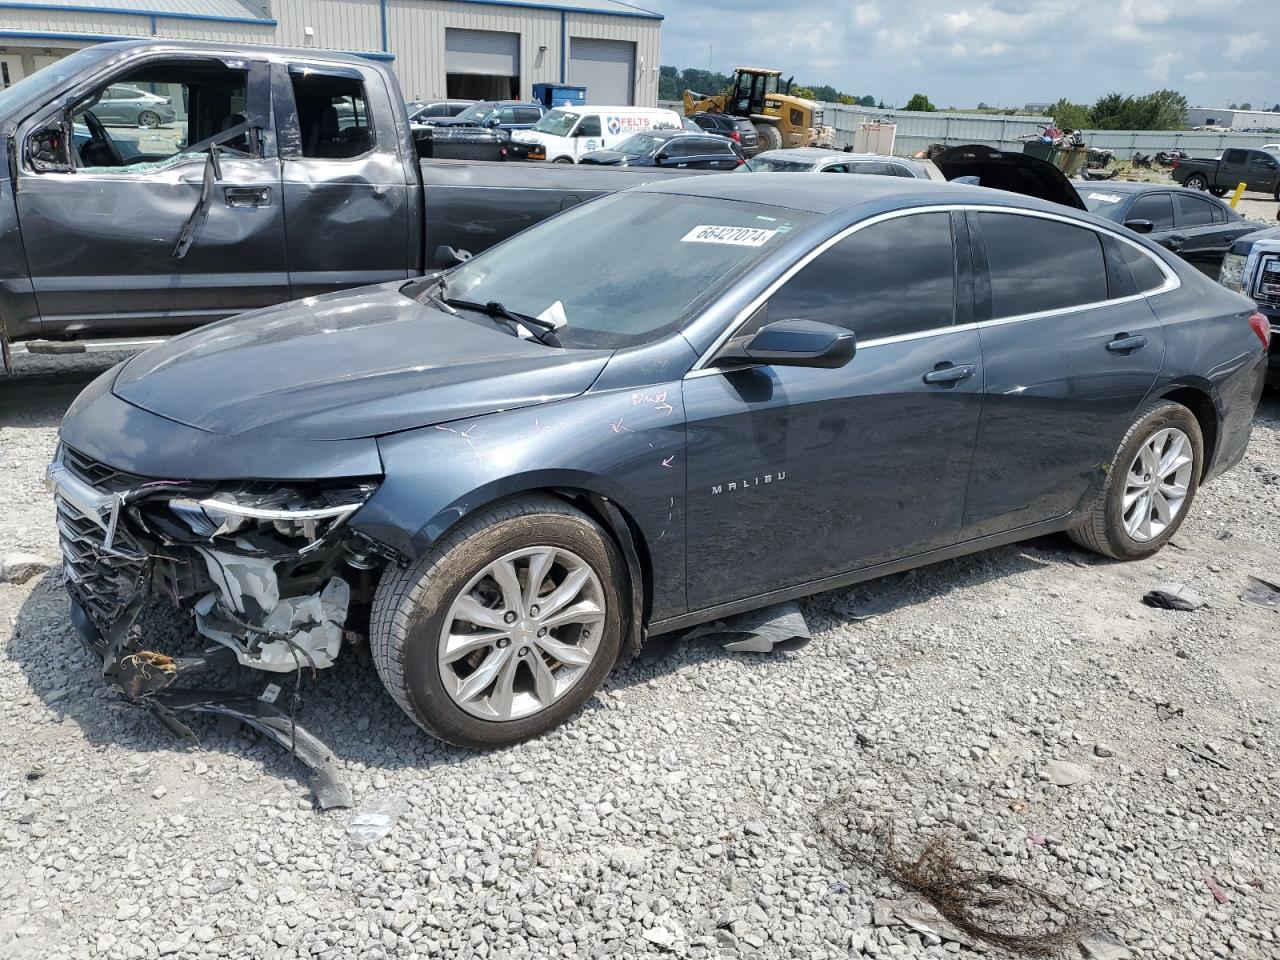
[1171, 148, 1280, 200]
[0, 39, 692, 369]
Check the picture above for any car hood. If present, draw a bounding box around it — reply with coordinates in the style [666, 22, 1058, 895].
[112, 284, 611, 442]
[1232, 224, 1280, 255]
[580, 150, 630, 164]
[934, 144, 1087, 210]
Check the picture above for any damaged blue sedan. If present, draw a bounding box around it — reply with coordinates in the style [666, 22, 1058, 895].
[51, 175, 1269, 797]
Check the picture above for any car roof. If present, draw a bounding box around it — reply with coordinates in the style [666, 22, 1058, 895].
[1069, 181, 1220, 197]
[555, 105, 675, 115]
[753, 147, 907, 162]
[636, 171, 1069, 216]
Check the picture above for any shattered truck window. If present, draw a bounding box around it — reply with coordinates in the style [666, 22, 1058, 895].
[432, 192, 815, 350]
[72, 60, 249, 171]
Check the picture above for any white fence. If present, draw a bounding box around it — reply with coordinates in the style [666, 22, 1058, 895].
[660, 99, 1280, 159]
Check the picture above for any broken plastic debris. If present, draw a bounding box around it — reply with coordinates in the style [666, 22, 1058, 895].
[683, 601, 811, 653]
[1241, 576, 1280, 611]
[1142, 583, 1206, 611]
[1079, 931, 1133, 960]
[1202, 873, 1230, 904]
[347, 796, 409, 846]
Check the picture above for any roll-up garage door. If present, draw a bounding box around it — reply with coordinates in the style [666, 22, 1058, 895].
[568, 38, 635, 106]
[446, 29, 520, 100]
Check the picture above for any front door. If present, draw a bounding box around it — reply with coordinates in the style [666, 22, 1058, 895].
[1247, 152, 1279, 193]
[962, 211, 1166, 538]
[14, 56, 285, 337]
[276, 62, 414, 298]
[683, 211, 984, 610]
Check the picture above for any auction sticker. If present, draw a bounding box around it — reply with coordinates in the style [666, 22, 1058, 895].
[1088, 192, 1123, 203]
[681, 224, 778, 246]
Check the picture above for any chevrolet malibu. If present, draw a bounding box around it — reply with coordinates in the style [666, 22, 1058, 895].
[52, 175, 1269, 765]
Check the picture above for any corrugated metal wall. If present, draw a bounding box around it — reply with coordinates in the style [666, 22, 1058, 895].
[564, 11, 659, 106]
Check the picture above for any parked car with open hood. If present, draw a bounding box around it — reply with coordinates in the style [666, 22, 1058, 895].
[1077, 182, 1262, 277]
[740, 147, 929, 178]
[51, 174, 1268, 803]
[579, 130, 743, 169]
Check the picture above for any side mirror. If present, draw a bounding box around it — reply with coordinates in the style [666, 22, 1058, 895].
[1124, 218, 1155, 234]
[27, 122, 70, 172]
[434, 244, 472, 268]
[717, 319, 856, 369]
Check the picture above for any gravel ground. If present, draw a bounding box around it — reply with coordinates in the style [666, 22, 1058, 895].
[2, 350, 1278, 960]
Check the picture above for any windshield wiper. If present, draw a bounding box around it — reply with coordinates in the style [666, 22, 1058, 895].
[445, 298, 561, 346]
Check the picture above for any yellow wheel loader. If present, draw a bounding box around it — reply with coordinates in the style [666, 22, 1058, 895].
[683, 67, 833, 151]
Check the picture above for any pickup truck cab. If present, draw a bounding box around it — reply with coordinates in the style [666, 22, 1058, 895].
[0, 39, 695, 368]
[1172, 148, 1280, 200]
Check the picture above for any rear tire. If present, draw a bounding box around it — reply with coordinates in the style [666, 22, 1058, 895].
[1183, 174, 1208, 191]
[1068, 401, 1203, 560]
[755, 123, 783, 152]
[552, 156, 574, 164]
[370, 495, 626, 749]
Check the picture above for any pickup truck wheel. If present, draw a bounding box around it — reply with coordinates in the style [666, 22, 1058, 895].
[370, 495, 625, 749]
[1209, 186, 1227, 197]
[1183, 174, 1208, 191]
[137, 110, 161, 129]
[1068, 400, 1203, 561]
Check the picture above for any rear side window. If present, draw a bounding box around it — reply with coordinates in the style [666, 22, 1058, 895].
[1224, 149, 1246, 164]
[1175, 193, 1216, 227]
[978, 213, 1107, 318]
[1128, 193, 1174, 230]
[766, 212, 956, 341]
[1115, 241, 1167, 294]
[290, 70, 373, 159]
[514, 106, 542, 124]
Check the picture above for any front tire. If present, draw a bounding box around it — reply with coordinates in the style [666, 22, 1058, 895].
[552, 156, 574, 164]
[1183, 174, 1208, 191]
[370, 496, 625, 748]
[138, 110, 161, 129]
[1068, 401, 1203, 560]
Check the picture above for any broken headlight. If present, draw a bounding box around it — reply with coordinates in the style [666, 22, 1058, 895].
[1219, 253, 1246, 293]
[167, 482, 378, 545]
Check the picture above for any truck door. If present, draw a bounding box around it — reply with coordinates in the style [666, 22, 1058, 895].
[1219, 149, 1248, 191]
[275, 62, 415, 299]
[1247, 151, 1279, 193]
[13, 55, 285, 337]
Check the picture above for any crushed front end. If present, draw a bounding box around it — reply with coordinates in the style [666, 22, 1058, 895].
[47, 443, 390, 808]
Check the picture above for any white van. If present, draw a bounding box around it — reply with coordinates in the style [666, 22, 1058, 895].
[511, 105, 683, 163]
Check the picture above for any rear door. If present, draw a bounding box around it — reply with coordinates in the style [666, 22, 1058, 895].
[276, 61, 415, 298]
[1219, 149, 1248, 190]
[683, 210, 983, 608]
[13, 54, 285, 337]
[963, 211, 1167, 538]
[1171, 192, 1236, 276]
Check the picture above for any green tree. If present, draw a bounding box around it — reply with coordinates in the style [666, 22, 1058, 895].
[792, 86, 817, 100]
[1240, 102, 1253, 110]
[904, 93, 936, 112]
[1088, 89, 1187, 130]
[859, 95, 876, 107]
[1049, 97, 1090, 130]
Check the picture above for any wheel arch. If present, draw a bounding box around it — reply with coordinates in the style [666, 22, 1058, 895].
[1150, 382, 1220, 473]
[398, 473, 654, 661]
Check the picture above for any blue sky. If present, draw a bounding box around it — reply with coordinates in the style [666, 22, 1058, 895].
[628, 0, 1273, 109]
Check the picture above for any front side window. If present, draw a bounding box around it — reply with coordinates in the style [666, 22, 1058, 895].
[979, 213, 1107, 318]
[68, 60, 249, 170]
[1128, 193, 1174, 230]
[765, 212, 956, 341]
[430, 193, 814, 350]
[1174, 193, 1216, 227]
[290, 71, 373, 159]
[575, 115, 602, 138]
[614, 133, 662, 156]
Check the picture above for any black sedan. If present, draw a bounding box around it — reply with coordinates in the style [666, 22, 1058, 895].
[579, 130, 744, 169]
[51, 175, 1267, 785]
[1076, 182, 1260, 277]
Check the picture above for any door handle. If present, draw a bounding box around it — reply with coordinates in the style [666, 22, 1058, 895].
[922, 362, 975, 386]
[224, 186, 271, 207]
[1107, 334, 1147, 353]
[1163, 234, 1185, 252]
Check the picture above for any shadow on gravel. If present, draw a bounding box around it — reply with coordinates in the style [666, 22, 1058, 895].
[0, 354, 124, 429]
[8, 532, 1095, 800]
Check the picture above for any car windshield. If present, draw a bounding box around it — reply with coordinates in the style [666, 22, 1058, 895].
[426, 192, 814, 350]
[454, 101, 496, 122]
[742, 155, 815, 173]
[533, 109, 578, 136]
[615, 133, 664, 156]
[1079, 189, 1127, 220]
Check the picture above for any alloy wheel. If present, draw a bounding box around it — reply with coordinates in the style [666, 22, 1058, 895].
[1122, 427, 1194, 542]
[438, 546, 605, 721]
[138, 110, 161, 128]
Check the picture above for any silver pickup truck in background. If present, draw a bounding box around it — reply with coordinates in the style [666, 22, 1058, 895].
[0, 39, 699, 370]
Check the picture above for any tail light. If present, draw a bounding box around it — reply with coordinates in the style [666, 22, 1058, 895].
[731, 130, 741, 142]
[1249, 312, 1271, 348]
[1171, 159, 1179, 170]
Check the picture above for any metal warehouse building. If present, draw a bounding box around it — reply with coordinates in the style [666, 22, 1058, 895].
[0, 0, 663, 105]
